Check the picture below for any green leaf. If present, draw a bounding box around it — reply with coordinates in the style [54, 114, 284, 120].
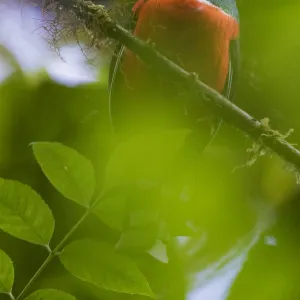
[93, 193, 127, 231]
[147, 240, 169, 264]
[60, 239, 155, 298]
[24, 289, 76, 300]
[129, 210, 159, 228]
[0, 178, 54, 245]
[104, 130, 190, 191]
[116, 228, 157, 252]
[32, 142, 95, 207]
[0, 248, 14, 293]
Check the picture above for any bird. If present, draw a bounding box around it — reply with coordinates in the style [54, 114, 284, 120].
[108, 0, 240, 149]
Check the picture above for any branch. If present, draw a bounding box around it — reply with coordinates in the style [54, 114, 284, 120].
[42, 0, 300, 170]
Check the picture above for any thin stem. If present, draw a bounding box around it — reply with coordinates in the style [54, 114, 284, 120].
[53, 209, 90, 253]
[16, 254, 53, 300]
[7, 292, 16, 300]
[16, 210, 90, 300]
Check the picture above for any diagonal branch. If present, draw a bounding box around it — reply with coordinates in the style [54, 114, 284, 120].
[43, 0, 300, 170]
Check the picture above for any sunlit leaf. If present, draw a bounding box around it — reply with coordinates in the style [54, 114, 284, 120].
[147, 240, 169, 264]
[0, 248, 14, 293]
[60, 239, 155, 297]
[24, 289, 76, 300]
[32, 142, 95, 207]
[0, 178, 54, 245]
[104, 130, 190, 191]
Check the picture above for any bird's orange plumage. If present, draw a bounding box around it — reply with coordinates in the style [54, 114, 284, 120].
[122, 0, 239, 92]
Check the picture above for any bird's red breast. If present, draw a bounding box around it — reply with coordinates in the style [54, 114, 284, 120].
[122, 0, 239, 93]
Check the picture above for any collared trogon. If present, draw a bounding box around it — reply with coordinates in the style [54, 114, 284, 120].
[108, 0, 240, 149]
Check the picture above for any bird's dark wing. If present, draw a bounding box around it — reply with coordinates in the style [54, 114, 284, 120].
[108, 1, 140, 89]
[108, 1, 143, 134]
[225, 39, 240, 101]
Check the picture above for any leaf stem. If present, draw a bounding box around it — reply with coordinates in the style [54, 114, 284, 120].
[7, 292, 16, 300]
[16, 210, 90, 300]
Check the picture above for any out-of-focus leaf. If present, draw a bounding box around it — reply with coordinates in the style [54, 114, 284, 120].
[0, 248, 14, 293]
[93, 193, 127, 231]
[0, 45, 23, 75]
[147, 240, 169, 264]
[24, 289, 76, 300]
[129, 210, 159, 228]
[116, 228, 157, 251]
[0, 178, 54, 245]
[32, 142, 95, 207]
[60, 239, 155, 298]
[261, 156, 297, 206]
[104, 130, 190, 191]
